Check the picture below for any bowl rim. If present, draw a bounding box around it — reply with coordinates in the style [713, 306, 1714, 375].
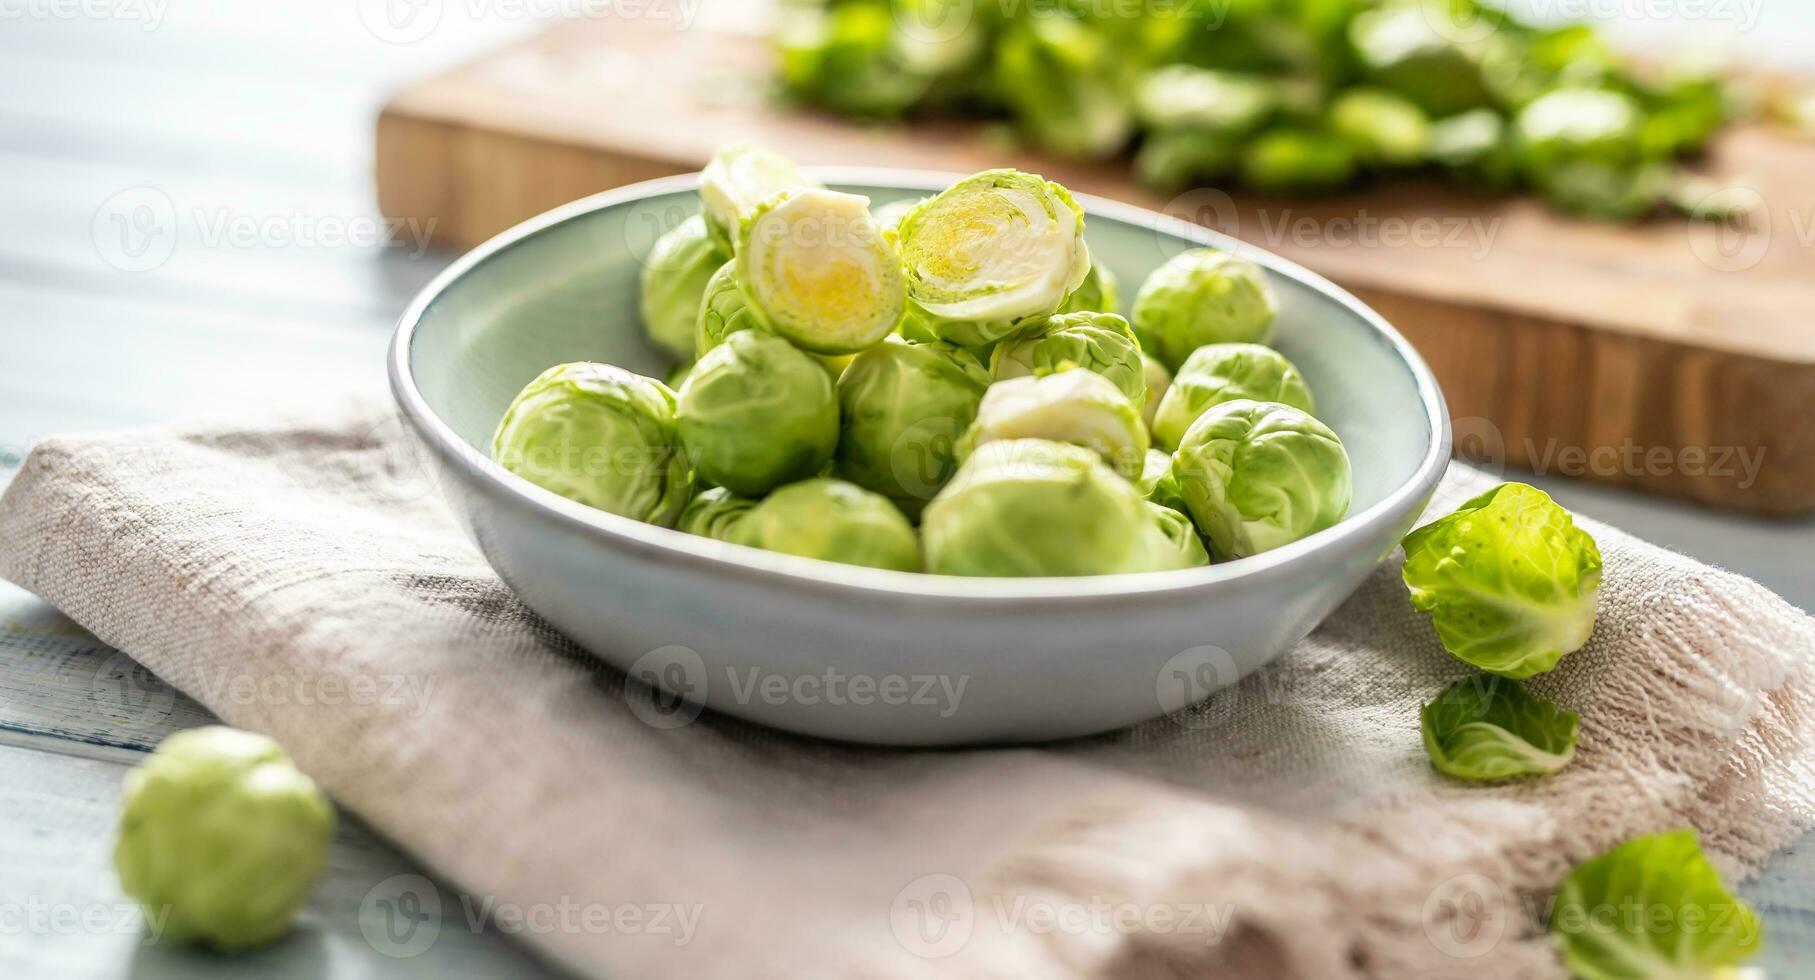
[389, 166, 1452, 602]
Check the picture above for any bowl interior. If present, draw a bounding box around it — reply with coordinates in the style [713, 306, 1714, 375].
[410, 172, 1436, 555]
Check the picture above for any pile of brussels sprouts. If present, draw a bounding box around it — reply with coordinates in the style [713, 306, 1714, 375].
[775, 0, 1745, 221]
[492, 144, 1354, 577]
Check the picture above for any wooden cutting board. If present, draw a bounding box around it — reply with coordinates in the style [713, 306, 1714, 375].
[375, 17, 1815, 515]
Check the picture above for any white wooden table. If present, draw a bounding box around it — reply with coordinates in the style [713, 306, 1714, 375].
[0, 5, 1810, 977]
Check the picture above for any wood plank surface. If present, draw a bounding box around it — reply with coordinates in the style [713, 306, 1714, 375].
[374, 14, 1815, 515]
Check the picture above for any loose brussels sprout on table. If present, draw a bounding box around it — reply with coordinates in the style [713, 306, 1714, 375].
[1131, 249, 1278, 370]
[115, 727, 334, 950]
[895, 169, 1091, 349]
[835, 336, 990, 518]
[502, 146, 1364, 579]
[924, 439, 1187, 577]
[492, 362, 693, 527]
[677, 329, 840, 496]
[1171, 399, 1352, 561]
[958, 369, 1148, 481]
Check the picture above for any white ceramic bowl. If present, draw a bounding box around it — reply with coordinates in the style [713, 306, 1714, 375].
[389, 168, 1451, 745]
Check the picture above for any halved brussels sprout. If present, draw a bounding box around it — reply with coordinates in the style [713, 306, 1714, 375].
[1401, 483, 1602, 680]
[1131, 249, 1278, 370]
[897, 169, 1092, 348]
[835, 336, 991, 518]
[1151, 343, 1314, 450]
[639, 214, 729, 362]
[1057, 260, 1118, 316]
[677, 330, 839, 496]
[699, 144, 819, 250]
[731, 477, 920, 572]
[736, 187, 907, 355]
[958, 369, 1148, 480]
[1148, 501, 1211, 569]
[676, 486, 758, 541]
[1171, 399, 1352, 560]
[1329, 88, 1432, 166]
[989, 311, 1146, 412]
[923, 439, 1184, 577]
[492, 362, 693, 527]
[1140, 354, 1172, 431]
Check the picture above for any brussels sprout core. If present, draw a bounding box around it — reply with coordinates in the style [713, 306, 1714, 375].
[114, 727, 334, 950]
[738, 188, 907, 355]
[492, 363, 693, 527]
[959, 369, 1149, 480]
[1171, 399, 1352, 560]
[897, 169, 1092, 347]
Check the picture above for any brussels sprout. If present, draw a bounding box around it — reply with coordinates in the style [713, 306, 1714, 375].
[677, 486, 758, 541]
[1135, 447, 1173, 498]
[1328, 88, 1431, 166]
[1131, 249, 1278, 370]
[1134, 66, 1277, 136]
[1239, 128, 1359, 194]
[923, 439, 1184, 577]
[1135, 129, 1241, 192]
[993, 12, 1135, 159]
[1171, 399, 1352, 560]
[897, 169, 1091, 348]
[665, 361, 694, 391]
[1536, 160, 1670, 222]
[1514, 88, 1663, 217]
[639, 214, 729, 362]
[492, 363, 693, 527]
[1421, 676, 1579, 782]
[699, 144, 818, 251]
[1553, 831, 1761, 980]
[115, 727, 334, 950]
[775, 0, 934, 119]
[731, 477, 921, 572]
[1150, 343, 1314, 450]
[1148, 501, 1211, 569]
[736, 187, 907, 355]
[1428, 108, 1518, 189]
[1140, 354, 1171, 431]
[959, 369, 1148, 480]
[1057, 260, 1118, 316]
[1400, 482, 1601, 680]
[989, 311, 1146, 411]
[835, 336, 991, 517]
[696, 259, 757, 357]
[677, 330, 839, 496]
[1348, 1, 1495, 117]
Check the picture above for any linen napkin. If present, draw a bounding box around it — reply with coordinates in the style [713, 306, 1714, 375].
[0, 401, 1810, 979]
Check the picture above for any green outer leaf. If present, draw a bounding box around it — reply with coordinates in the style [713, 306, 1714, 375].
[1551, 830, 1763, 980]
[1420, 676, 1578, 781]
[1400, 483, 1602, 679]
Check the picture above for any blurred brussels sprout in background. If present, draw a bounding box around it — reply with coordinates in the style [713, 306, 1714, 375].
[1515, 88, 1664, 219]
[897, 169, 1091, 348]
[1329, 87, 1431, 166]
[1135, 65, 1278, 137]
[1171, 399, 1352, 560]
[1428, 108, 1518, 189]
[1057, 260, 1118, 316]
[1239, 128, 1359, 194]
[923, 439, 1187, 577]
[737, 187, 907, 354]
[994, 11, 1135, 159]
[639, 214, 729, 362]
[699, 144, 819, 250]
[776, 0, 934, 118]
[1151, 343, 1314, 450]
[493, 363, 693, 527]
[835, 336, 991, 517]
[1148, 500, 1211, 569]
[959, 369, 1148, 480]
[1132, 249, 1278, 370]
[1347, 0, 1497, 118]
[678, 330, 840, 496]
[115, 727, 334, 950]
[731, 477, 921, 571]
[1135, 129, 1241, 193]
[1140, 354, 1171, 431]
[1401, 482, 1602, 680]
[677, 486, 758, 541]
[990, 311, 1146, 411]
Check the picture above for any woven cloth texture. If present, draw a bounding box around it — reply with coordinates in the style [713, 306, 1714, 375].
[0, 402, 1810, 979]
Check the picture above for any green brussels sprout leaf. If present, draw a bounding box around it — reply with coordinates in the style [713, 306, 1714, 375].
[1420, 675, 1579, 781]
